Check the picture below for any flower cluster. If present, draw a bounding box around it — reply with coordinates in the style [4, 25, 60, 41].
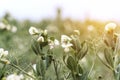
[0, 48, 10, 64]
[61, 35, 73, 52]
[48, 38, 59, 49]
[0, 22, 17, 33]
[29, 26, 59, 50]
[29, 27, 81, 53]
[6, 74, 24, 80]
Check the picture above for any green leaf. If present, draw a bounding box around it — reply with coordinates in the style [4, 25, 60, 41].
[77, 64, 83, 74]
[45, 55, 52, 69]
[71, 37, 81, 51]
[104, 48, 114, 68]
[36, 59, 46, 78]
[97, 53, 113, 70]
[0, 65, 6, 79]
[31, 39, 44, 56]
[77, 42, 88, 60]
[63, 54, 67, 66]
[66, 56, 77, 71]
[79, 72, 90, 80]
[116, 64, 120, 80]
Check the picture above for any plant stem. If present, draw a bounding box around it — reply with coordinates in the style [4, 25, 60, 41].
[0, 64, 6, 78]
[71, 71, 76, 80]
[113, 70, 117, 80]
[53, 60, 59, 80]
[113, 69, 120, 80]
[9, 63, 36, 79]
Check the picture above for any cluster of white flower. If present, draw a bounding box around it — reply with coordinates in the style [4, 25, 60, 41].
[29, 27, 60, 49]
[48, 39, 60, 49]
[6, 74, 24, 80]
[29, 27, 80, 52]
[0, 22, 17, 33]
[0, 48, 8, 58]
[0, 48, 10, 64]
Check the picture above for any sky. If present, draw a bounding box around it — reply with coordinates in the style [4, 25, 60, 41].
[0, 0, 120, 21]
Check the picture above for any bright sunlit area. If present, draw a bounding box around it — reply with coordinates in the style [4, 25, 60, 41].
[0, 0, 120, 21]
[0, 0, 120, 80]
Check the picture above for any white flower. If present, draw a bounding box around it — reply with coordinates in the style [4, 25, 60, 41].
[54, 39, 60, 46]
[48, 39, 59, 49]
[29, 27, 39, 35]
[0, 48, 9, 64]
[0, 48, 4, 53]
[0, 48, 8, 58]
[6, 74, 24, 80]
[37, 36, 44, 42]
[61, 43, 73, 48]
[61, 35, 72, 43]
[0, 22, 6, 29]
[61, 35, 73, 52]
[61, 35, 72, 48]
[11, 26, 17, 33]
[105, 22, 117, 32]
[32, 64, 36, 71]
[2, 50, 8, 57]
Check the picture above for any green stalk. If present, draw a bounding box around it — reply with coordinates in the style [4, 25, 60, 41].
[0, 64, 6, 79]
[9, 63, 36, 79]
[113, 70, 117, 80]
[71, 71, 76, 80]
[53, 60, 59, 80]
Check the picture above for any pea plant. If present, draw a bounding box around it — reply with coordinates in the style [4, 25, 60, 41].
[97, 23, 120, 80]
[28, 26, 89, 80]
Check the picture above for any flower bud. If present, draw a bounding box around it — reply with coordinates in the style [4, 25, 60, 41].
[37, 36, 44, 42]
[0, 59, 10, 64]
[105, 22, 117, 33]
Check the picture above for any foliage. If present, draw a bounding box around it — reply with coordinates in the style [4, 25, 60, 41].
[0, 14, 120, 80]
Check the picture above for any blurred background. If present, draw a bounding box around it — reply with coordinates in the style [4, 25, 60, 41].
[1, 0, 120, 48]
[0, 0, 120, 79]
[1, 0, 120, 21]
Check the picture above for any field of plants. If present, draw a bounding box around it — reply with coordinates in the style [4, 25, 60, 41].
[0, 12, 120, 80]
